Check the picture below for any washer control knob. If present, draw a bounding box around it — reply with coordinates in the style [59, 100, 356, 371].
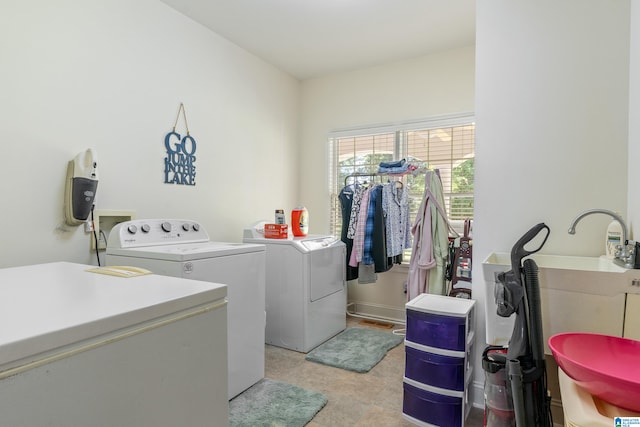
[161, 222, 172, 232]
[192, 223, 200, 231]
[182, 223, 190, 231]
[141, 224, 151, 233]
[127, 225, 137, 234]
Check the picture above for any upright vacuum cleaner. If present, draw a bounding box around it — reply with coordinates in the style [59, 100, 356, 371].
[486, 223, 553, 427]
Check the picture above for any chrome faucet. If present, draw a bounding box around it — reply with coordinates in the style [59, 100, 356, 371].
[568, 209, 632, 267]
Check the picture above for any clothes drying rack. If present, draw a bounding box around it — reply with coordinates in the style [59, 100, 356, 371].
[342, 168, 427, 187]
[341, 168, 461, 329]
[343, 173, 401, 188]
[343, 172, 410, 327]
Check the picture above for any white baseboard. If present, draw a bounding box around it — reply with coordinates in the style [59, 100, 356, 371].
[470, 380, 485, 410]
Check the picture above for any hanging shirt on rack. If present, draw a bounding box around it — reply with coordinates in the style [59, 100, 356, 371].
[338, 184, 359, 281]
[382, 181, 411, 258]
[371, 184, 392, 273]
[346, 185, 367, 240]
[361, 186, 378, 265]
[357, 187, 378, 281]
[349, 187, 371, 267]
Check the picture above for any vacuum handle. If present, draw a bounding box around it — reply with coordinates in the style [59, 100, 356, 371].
[464, 219, 471, 238]
[510, 223, 550, 271]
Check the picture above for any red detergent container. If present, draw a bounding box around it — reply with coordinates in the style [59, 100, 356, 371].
[291, 207, 308, 237]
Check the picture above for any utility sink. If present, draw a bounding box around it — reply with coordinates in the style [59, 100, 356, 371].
[548, 332, 640, 412]
[483, 252, 640, 348]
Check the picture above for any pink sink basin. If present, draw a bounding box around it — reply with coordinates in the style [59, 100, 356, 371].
[548, 332, 640, 412]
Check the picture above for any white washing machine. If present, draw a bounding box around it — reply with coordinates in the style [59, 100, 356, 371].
[106, 218, 265, 399]
[243, 221, 346, 353]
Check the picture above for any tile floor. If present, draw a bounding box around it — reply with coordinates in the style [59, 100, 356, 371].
[264, 316, 484, 426]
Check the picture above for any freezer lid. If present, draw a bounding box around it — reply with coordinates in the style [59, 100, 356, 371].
[0, 262, 226, 369]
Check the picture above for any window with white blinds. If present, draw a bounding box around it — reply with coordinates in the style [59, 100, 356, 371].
[328, 115, 475, 250]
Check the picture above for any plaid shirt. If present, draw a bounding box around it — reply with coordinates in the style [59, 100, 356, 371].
[361, 187, 378, 265]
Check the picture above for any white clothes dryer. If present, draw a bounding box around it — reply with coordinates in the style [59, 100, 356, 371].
[106, 219, 265, 399]
[243, 221, 346, 353]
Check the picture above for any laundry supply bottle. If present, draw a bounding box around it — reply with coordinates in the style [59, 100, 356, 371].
[291, 206, 308, 237]
[605, 218, 623, 259]
[275, 209, 286, 224]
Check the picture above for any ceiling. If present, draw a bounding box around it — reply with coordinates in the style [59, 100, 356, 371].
[159, 0, 476, 80]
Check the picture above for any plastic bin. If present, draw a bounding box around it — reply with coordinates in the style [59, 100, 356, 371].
[405, 293, 475, 352]
[405, 310, 466, 351]
[402, 380, 464, 427]
[404, 341, 465, 391]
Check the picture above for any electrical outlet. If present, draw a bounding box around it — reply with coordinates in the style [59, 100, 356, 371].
[95, 232, 107, 251]
[90, 209, 136, 251]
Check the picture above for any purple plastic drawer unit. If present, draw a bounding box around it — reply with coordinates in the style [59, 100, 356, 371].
[405, 309, 466, 351]
[404, 294, 475, 426]
[402, 380, 465, 427]
[405, 293, 475, 352]
[404, 341, 465, 391]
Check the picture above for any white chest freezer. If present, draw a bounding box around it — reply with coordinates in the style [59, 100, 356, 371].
[0, 262, 228, 427]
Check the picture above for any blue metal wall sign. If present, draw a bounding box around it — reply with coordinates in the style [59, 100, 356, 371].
[164, 131, 196, 185]
[164, 103, 196, 186]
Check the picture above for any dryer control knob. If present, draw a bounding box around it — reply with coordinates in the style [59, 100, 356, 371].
[141, 224, 150, 233]
[127, 225, 137, 234]
[161, 222, 172, 232]
[182, 223, 190, 231]
[192, 223, 200, 231]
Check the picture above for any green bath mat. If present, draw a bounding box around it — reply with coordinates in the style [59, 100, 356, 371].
[305, 327, 403, 373]
[229, 379, 327, 427]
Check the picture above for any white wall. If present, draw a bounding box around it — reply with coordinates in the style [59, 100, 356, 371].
[0, 0, 299, 268]
[299, 47, 475, 319]
[300, 46, 475, 233]
[475, 0, 630, 260]
[629, 2, 640, 235]
[475, 0, 630, 408]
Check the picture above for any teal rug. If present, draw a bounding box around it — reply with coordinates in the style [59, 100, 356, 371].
[229, 379, 327, 427]
[305, 327, 404, 373]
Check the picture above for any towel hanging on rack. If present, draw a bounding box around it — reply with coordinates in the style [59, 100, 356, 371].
[407, 170, 450, 299]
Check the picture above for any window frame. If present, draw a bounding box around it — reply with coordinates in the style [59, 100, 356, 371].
[328, 113, 475, 256]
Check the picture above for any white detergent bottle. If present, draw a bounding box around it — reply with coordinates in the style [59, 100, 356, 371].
[605, 219, 623, 259]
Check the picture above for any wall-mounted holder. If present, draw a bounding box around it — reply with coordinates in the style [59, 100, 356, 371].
[91, 209, 136, 251]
